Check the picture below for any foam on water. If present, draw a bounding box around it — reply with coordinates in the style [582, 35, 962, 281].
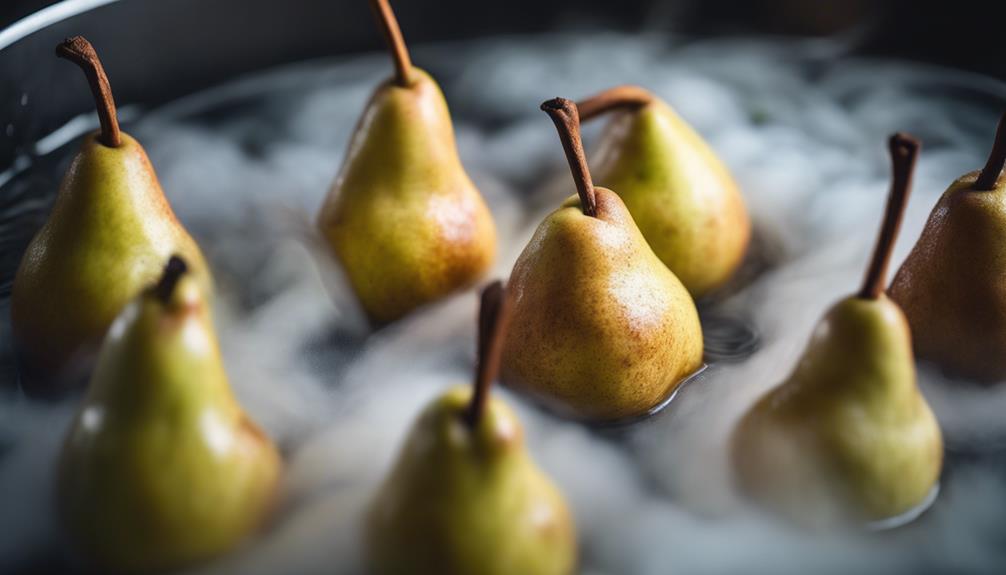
[2, 32, 1006, 574]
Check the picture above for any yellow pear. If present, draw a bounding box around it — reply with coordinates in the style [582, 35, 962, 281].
[58, 257, 281, 573]
[500, 98, 703, 422]
[366, 281, 577, 575]
[577, 85, 750, 298]
[317, 0, 495, 325]
[732, 135, 943, 526]
[10, 37, 211, 395]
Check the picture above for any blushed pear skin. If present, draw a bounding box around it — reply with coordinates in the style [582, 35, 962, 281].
[502, 190, 703, 421]
[580, 86, 750, 298]
[58, 261, 280, 573]
[889, 113, 1006, 381]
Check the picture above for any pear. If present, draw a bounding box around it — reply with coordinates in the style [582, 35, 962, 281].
[500, 98, 703, 422]
[732, 134, 943, 526]
[57, 256, 281, 573]
[10, 36, 211, 395]
[365, 281, 577, 575]
[316, 0, 495, 325]
[889, 112, 1006, 381]
[576, 85, 750, 299]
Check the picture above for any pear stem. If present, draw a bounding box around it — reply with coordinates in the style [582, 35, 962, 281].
[973, 112, 1006, 191]
[56, 36, 121, 148]
[463, 281, 511, 429]
[153, 256, 188, 304]
[541, 98, 598, 217]
[576, 85, 655, 122]
[858, 133, 920, 300]
[369, 0, 414, 87]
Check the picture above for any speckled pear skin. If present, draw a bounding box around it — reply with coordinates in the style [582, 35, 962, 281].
[590, 99, 750, 298]
[10, 133, 211, 392]
[889, 171, 1006, 381]
[58, 274, 281, 574]
[365, 386, 576, 575]
[317, 69, 496, 325]
[732, 296, 943, 526]
[501, 188, 704, 421]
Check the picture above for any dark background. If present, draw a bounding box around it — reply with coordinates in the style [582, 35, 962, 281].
[3, 0, 1005, 79]
[2, 0, 1004, 178]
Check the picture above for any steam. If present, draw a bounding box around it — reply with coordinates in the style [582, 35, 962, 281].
[2, 32, 1006, 573]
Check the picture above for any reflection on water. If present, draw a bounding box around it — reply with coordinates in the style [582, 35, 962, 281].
[702, 313, 760, 362]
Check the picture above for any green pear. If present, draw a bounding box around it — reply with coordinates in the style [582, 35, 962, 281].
[317, 0, 495, 325]
[500, 98, 703, 422]
[58, 257, 281, 573]
[10, 36, 211, 395]
[732, 134, 943, 526]
[577, 85, 750, 299]
[889, 112, 1006, 381]
[366, 281, 577, 575]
